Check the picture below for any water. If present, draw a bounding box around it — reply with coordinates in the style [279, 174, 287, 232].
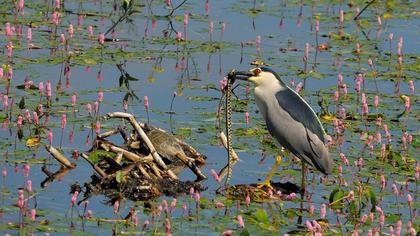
[0, 0, 418, 235]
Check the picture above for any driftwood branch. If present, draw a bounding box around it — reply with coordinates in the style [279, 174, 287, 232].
[81, 153, 108, 178]
[175, 153, 207, 181]
[45, 145, 76, 169]
[97, 129, 119, 139]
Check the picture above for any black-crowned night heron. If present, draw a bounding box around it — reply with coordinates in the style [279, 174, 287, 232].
[233, 67, 333, 190]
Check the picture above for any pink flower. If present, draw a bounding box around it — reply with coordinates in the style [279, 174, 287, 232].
[183, 12, 189, 26]
[245, 112, 250, 124]
[377, 15, 382, 26]
[26, 27, 32, 43]
[94, 100, 99, 113]
[86, 209, 93, 219]
[61, 114, 67, 129]
[221, 230, 233, 236]
[23, 164, 30, 177]
[77, 14, 84, 27]
[165, 218, 171, 236]
[87, 103, 92, 115]
[123, 100, 128, 111]
[71, 191, 79, 207]
[290, 79, 295, 87]
[380, 174, 386, 191]
[333, 90, 339, 102]
[143, 96, 149, 110]
[306, 220, 314, 231]
[95, 120, 101, 134]
[205, 0, 209, 15]
[374, 95, 379, 109]
[303, 43, 309, 62]
[286, 192, 297, 200]
[26, 180, 32, 193]
[0, 68, 3, 79]
[169, 197, 176, 214]
[189, 187, 194, 199]
[98, 90, 104, 102]
[165, 0, 171, 7]
[16, 115, 23, 129]
[46, 80, 52, 98]
[7, 42, 13, 58]
[18, 190, 24, 209]
[151, 19, 157, 30]
[396, 220, 402, 236]
[342, 84, 348, 97]
[404, 96, 410, 112]
[379, 213, 385, 228]
[295, 82, 303, 93]
[237, 215, 245, 228]
[210, 169, 220, 183]
[176, 31, 182, 41]
[356, 43, 361, 54]
[30, 208, 36, 221]
[51, 11, 60, 25]
[219, 77, 227, 91]
[221, 22, 226, 34]
[71, 94, 77, 106]
[339, 153, 349, 166]
[337, 73, 343, 86]
[142, 220, 149, 231]
[320, 204, 326, 218]
[42, 127, 50, 143]
[408, 80, 414, 94]
[315, 20, 319, 32]
[2, 167, 6, 178]
[407, 194, 412, 207]
[5, 22, 12, 37]
[87, 25, 94, 38]
[194, 190, 200, 202]
[98, 33, 105, 45]
[392, 183, 399, 196]
[209, 21, 214, 34]
[2, 95, 8, 111]
[339, 10, 344, 24]
[68, 24, 74, 38]
[309, 204, 315, 214]
[256, 35, 261, 53]
[389, 33, 394, 41]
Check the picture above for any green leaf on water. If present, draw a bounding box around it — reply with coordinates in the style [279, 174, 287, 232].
[329, 188, 344, 208]
[115, 170, 124, 183]
[254, 208, 269, 224]
[365, 186, 377, 211]
[88, 150, 116, 163]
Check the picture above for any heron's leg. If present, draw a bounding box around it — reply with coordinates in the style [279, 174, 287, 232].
[257, 154, 282, 190]
[300, 162, 307, 197]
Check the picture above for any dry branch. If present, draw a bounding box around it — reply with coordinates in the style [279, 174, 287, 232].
[81, 153, 108, 178]
[45, 144, 76, 169]
[175, 153, 207, 181]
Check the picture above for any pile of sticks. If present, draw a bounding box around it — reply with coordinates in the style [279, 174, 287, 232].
[44, 112, 207, 200]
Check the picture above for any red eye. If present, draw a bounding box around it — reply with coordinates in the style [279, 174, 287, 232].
[254, 68, 262, 76]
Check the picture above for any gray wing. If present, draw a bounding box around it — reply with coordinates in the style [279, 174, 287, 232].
[275, 88, 326, 143]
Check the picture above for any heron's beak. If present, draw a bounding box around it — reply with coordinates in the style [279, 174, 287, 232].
[231, 70, 253, 81]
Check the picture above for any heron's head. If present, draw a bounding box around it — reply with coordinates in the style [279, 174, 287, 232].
[234, 67, 286, 87]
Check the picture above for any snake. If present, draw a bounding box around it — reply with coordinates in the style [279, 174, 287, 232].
[224, 71, 235, 185]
